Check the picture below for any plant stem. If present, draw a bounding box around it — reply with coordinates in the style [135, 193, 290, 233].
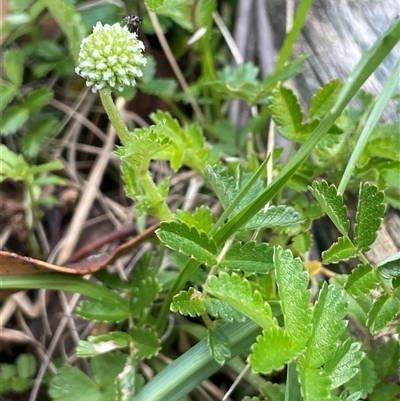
[99, 90, 130, 145]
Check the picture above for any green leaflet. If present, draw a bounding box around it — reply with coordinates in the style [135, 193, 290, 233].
[345, 264, 380, 296]
[170, 288, 207, 317]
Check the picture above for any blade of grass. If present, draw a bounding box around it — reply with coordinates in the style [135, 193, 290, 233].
[338, 59, 400, 194]
[275, 0, 315, 71]
[0, 274, 124, 304]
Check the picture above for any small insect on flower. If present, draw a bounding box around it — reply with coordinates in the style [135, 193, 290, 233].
[123, 15, 142, 34]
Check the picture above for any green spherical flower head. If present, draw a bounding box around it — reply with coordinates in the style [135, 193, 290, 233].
[75, 22, 147, 93]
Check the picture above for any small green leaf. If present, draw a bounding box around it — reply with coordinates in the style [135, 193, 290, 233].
[204, 165, 236, 210]
[16, 354, 36, 379]
[76, 332, 130, 357]
[244, 205, 303, 230]
[175, 205, 214, 233]
[324, 339, 364, 388]
[0, 82, 17, 111]
[170, 288, 206, 317]
[354, 183, 385, 251]
[0, 144, 29, 181]
[268, 86, 303, 140]
[306, 283, 348, 368]
[49, 366, 104, 401]
[309, 181, 350, 236]
[130, 277, 162, 318]
[130, 327, 161, 359]
[367, 294, 399, 333]
[292, 232, 312, 253]
[208, 328, 231, 365]
[345, 264, 380, 296]
[3, 49, 24, 87]
[345, 356, 376, 398]
[77, 298, 129, 322]
[91, 352, 127, 401]
[157, 221, 218, 266]
[369, 382, 400, 401]
[377, 252, 400, 279]
[250, 327, 298, 373]
[322, 236, 356, 264]
[297, 357, 333, 401]
[274, 247, 312, 349]
[206, 272, 276, 330]
[25, 87, 53, 113]
[219, 242, 274, 273]
[205, 298, 246, 322]
[310, 79, 343, 119]
[29, 160, 63, 174]
[368, 339, 400, 380]
[0, 104, 30, 135]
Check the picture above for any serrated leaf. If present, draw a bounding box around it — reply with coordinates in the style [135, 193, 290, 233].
[77, 298, 129, 322]
[297, 358, 334, 401]
[345, 356, 376, 398]
[310, 79, 343, 119]
[205, 298, 246, 322]
[345, 264, 380, 296]
[16, 354, 36, 379]
[354, 183, 385, 252]
[269, 86, 303, 140]
[208, 328, 231, 365]
[175, 205, 214, 233]
[3, 49, 24, 87]
[130, 327, 161, 359]
[0, 83, 17, 111]
[130, 277, 162, 318]
[206, 272, 276, 330]
[306, 283, 348, 368]
[250, 327, 298, 373]
[49, 366, 104, 401]
[292, 232, 312, 253]
[244, 205, 303, 230]
[157, 221, 217, 266]
[170, 288, 206, 317]
[368, 339, 400, 380]
[91, 352, 127, 401]
[369, 382, 400, 401]
[219, 242, 274, 273]
[274, 247, 312, 349]
[76, 332, 130, 357]
[25, 87, 53, 113]
[0, 144, 29, 181]
[377, 252, 400, 279]
[324, 339, 364, 388]
[0, 105, 30, 135]
[322, 236, 356, 264]
[366, 294, 399, 333]
[309, 181, 350, 236]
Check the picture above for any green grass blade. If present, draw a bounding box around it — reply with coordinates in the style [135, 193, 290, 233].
[338, 59, 400, 193]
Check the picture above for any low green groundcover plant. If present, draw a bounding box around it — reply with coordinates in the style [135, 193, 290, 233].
[1, 1, 399, 400]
